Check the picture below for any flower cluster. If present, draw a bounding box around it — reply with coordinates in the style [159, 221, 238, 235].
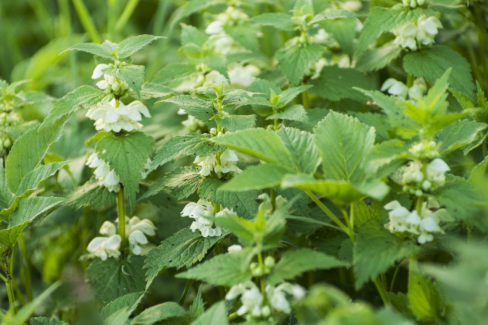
[402, 0, 425, 8]
[86, 64, 151, 133]
[384, 199, 447, 244]
[381, 77, 427, 100]
[409, 140, 439, 159]
[86, 216, 156, 260]
[392, 158, 450, 195]
[181, 200, 234, 237]
[206, 7, 248, 55]
[194, 149, 241, 177]
[86, 153, 120, 192]
[226, 281, 305, 319]
[393, 15, 442, 51]
[228, 64, 260, 87]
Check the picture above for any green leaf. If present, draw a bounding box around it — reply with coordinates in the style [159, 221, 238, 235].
[176, 250, 252, 286]
[144, 229, 221, 288]
[101, 292, 144, 320]
[117, 35, 162, 58]
[86, 255, 146, 305]
[69, 42, 113, 59]
[403, 46, 475, 100]
[0, 223, 29, 247]
[314, 112, 375, 183]
[356, 7, 426, 55]
[321, 18, 356, 56]
[191, 301, 228, 325]
[97, 132, 154, 198]
[41, 85, 103, 128]
[162, 167, 202, 200]
[251, 13, 296, 31]
[365, 140, 407, 175]
[408, 259, 442, 322]
[65, 181, 115, 209]
[31, 317, 69, 325]
[354, 223, 420, 289]
[132, 302, 188, 325]
[212, 129, 293, 167]
[277, 127, 320, 174]
[0, 163, 12, 211]
[311, 66, 376, 102]
[356, 42, 402, 72]
[220, 163, 290, 192]
[163, 95, 214, 121]
[267, 249, 348, 285]
[9, 196, 64, 227]
[278, 85, 313, 108]
[218, 115, 256, 131]
[276, 44, 323, 85]
[435, 119, 487, 153]
[267, 104, 308, 122]
[6, 120, 64, 193]
[150, 135, 221, 171]
[436, 176, 482, 222]
[117, 65, 145, 97]
[15, 162, 65, 198]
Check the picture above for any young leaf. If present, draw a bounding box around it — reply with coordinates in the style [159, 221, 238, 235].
[314, 112, 375, 183]
[176, 251, 252, 286]
[117, 65, 145, 97]
[219, 163, 290, 192]
[69, 42, 114, 59]
[191, 301, 228, 325]
[9, 196, 64, 227]
[356, 42, 402, 72]
[144, 229, 221, 288]
[251, 13, 296, 31]
[117, 35, 162, 58]
[435, 119, 487, 153]
[276, 44, 323, 85]
[267, 249, 348, 285]
[277, 127, 320, 174]
[132, 302, 188, 325]
[100, 292, 144, 320]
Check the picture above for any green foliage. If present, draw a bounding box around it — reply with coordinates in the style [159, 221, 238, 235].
[191, 301, 228, 325]
[276, 44, 323, 85]
[132, 302, 188, 325]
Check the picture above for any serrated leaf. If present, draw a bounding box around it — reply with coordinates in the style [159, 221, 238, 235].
[403, 46, 475, 100]
[220, 163, 290, 192]
[144, 229, 221, 288]
[69, 42, 113, 59]
[276, 44, 323, 85]
[218, 115, 256, 131]
[278, 85, 312, 108]
[277, 127, 320, 174]
[435, 119, 487, 153]
[436, 176, 483, 221]
[117, 65, 145, 97]
[101, 292, 144, 320]
[267, 248, 348, 285]
[191, 301, 228, 325]
[117, 35, 162, 58]
[314, 112, 375, 183]
[9, 196, 63, 227]
[408, 259, 442, 322]
[6, 120, 65, 193]
[97, 132, 154, 198]
[65, 181, 115, 209]
[354, 223, 420, 289]
[212, 129, 293, 167]
[251, 13, 296, 31]
[132, 302, 188, 325]
[321, 18, 356, 56]
[15, 162, 65, 198]
[267, 104, 308, 122]
[311, 66, 375, 102]
[366, 139, 407, 175]
[356, 42, 402, 72]
[86, 255, 145, 305]
[164, 167, 202, 200]
[163, 95, 214, 121]
[176, 250, 252, 286]
[41, 85, 103, 127]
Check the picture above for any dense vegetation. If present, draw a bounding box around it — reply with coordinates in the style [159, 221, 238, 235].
[0, 0, 487, 324]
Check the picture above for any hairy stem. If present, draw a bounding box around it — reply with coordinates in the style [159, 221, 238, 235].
[117, 186, 127, 250]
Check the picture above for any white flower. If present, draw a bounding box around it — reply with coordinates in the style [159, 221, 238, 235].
[401, 160, 424, 184]
[409, 139, 438, 159]
[311, 29, 329, 43]
[266, 283, 306, 314]
[393, 22, 418, 50]
[86, 153, 120, 192]
[384, 200, 412, 233]
[86, 99, 150, 133]
[403, 0, 425, 7]
[194, 149, 240, 177]
[87, 235, 121, 260]
[126, 216, 156, 255]
[206, 21, 224, 34]
[426, 158, 449, 187]
[339, 0, 362, 11]
[228, 65, 260, 87]
[416, 16, 441, 46]
[228, 244, 243, 253]
[203, 71, 228, 88]
[226, 282, 265, 317]
[92, 64, 110, 79]
[181, 200, 231, 237]
[258, 193, 288, 214]
[99, 221, 116, 235]
[381, 78, 409, 98]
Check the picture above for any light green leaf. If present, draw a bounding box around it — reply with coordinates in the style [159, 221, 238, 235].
[220, 163, 290, 192]
[144, 228, 220, 288]
[15, 162, 65, 198]
[267, 248, 348, 285]
[408, 259, 442, 322]
[6, 120, 65, 193]
[277, 127, 320, 174]
[176, 250, 252, 286]
[9, 196, 63, 227]
[101, 292, 144, 320]
[0, 163, 12, 211]
[163, 95, 214, 120]
[277, 85, 313, 108]
[356, 42, 402, 72]
[403, 46, 475, 100]
[0, 223, 29, 247]
[117, 35, 162, 58]
[276, 44, 323, 85]
[312, 66, 376, 102]
[117, 65, 145, 97]
[314, 112, 375, 183]
[251, 13, 296, 31]
[97, 132, 154, 198]
[69, 42, 113, 59]
[31, 317, 69, 325]
[132, 302, 188, 325]
[366, 140, 407, 175]
[218, 115, 256, 131]
[214, 214, 255, 246]
[354, 223, 420, 289]
[191, 301, 228, 325]
[267, 104, 308, 122]
[211, 128, 293, 166]
[435, 119, 487, 153]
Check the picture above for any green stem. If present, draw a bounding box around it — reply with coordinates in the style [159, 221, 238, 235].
[115, 0, 139, 31]
[305, 191, 351, 238]
[373, 275, 390, 307]
[117, 186, 127, 250]
[18, 235, 32, 302]
[257, 252, 266, 298]
[302, 87, 310, 110]
[73, 0, 102, 43]
[7, 247, 17, 312]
